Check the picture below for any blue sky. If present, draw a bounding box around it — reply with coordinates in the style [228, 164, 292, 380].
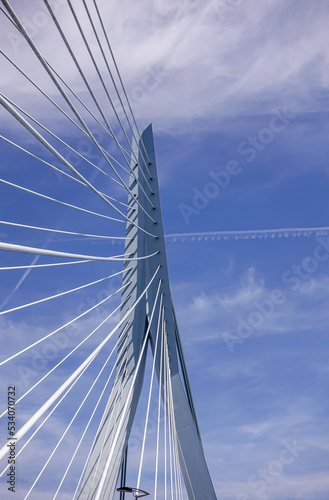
[1, 0, 329, 499]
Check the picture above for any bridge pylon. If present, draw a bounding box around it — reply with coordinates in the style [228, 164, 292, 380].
[78, 124, 217, 500]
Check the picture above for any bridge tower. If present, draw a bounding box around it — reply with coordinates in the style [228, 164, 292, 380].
[78, 125, 217, 499]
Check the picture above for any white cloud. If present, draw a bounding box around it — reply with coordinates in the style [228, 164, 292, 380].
[1, 0, 329, 135]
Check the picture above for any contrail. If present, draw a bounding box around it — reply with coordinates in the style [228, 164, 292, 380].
[0, 235, 53, 312]
[164, 227, 329, 242]
[0, 254, 40, 311]
[13, 227, 329, 247]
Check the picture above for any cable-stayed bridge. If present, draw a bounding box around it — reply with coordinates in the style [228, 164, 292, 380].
[0, 1, 216, 498]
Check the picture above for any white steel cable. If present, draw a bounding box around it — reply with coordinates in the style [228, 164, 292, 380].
[0, 102, 157, 231]
[45, 60, 134, 177]
[0, 274, 131, 370]
[0, 93, 157, 231]
[166, 349, 179, 500]
[2, 4, 156, 224]
[92, 0, 152, 173]
[80, 323, 131, 495]
[80, 0, 150, 173]
[166, 352, 189, 500]
[1, 2, 155, 218]
[49, 0, 154, 201]
[7, 300, 125, 413]
[163, 324, 168, 500]
[0, 355, 94, 480]
[0, 135, 130, 209]
[0, 265, 160, 461]
[0, 179, 124, 224]
[0, 271, 124, 316]
[0, 49, 133, 180]
[0, 260, 91, 271]
[52, 330, 129, 500]
[167, 358, 174, 500]
[46, 58, 159, 221]
[0, 220, 129, 241]
[42, 1, 156, 213]
[94, 278, 163, 500]
[154, 306, 165, 500]
[65, 0, 136, 160]
[5, 94, 132, 189]
[136, 293, 164, 491]
[0, 241, 159, 262]
[42, 0, 130, 161]
[24, 325, 124, 499]
[78, 0, 154, 196]
[0, 332, 129, 482]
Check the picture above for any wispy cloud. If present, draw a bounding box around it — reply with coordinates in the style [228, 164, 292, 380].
[1, 0, 329, 132]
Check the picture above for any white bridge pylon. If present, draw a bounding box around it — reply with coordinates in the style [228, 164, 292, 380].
[78, 125, 217, 500]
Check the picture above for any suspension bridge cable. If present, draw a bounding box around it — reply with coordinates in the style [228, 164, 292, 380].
[0, 49, 135, 182]
[163, 326, 168, 500]
[0, 242, 159, 262]
[66, 0, 155, 198]
[92, 0, 152, 174]
[0, 178, 125, 224]
[0, 134, 131, 209]
[87, 341, 127, 494]
[0, 355, 94, 480]
[0, 220, 129, 241]
[2, 0, 155, 218]
[46, 59, 158, 221]
[136, 293, 164, 491]
[1, 7, 155, 230]
[0, 4, 13, 23]
[166, 349, 188, 500]
[1, 97, 156, 228]
[45, 60, 133, 177]
[4, 95, 133, 189]
[0, 271, 124, 316]
[42, 0, 131, 164]
[94, 277, 163, 500]
[0, 275, 131, 371]
[81, 0, 154, 190]
[0, 265, 160, 461]
[0, 260, 92, 271]
[10, 301, 126, 416]
[65, 0, 137, 160]
[24, 325, 126, 500]
[72, 321, 131, 500]
[154, 305, 165, 500]
[0, 332, 132, 483]
[165, 346, 179, 500]
[0, 317, 125, 482]
[167, 358, 174, 500]
[52, 329, 130, 500]
[0, 93, 157, 231]
[43, 72, 154, 230]
[42, 0, 156, 212]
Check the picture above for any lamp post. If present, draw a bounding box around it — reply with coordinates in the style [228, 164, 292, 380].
[117, 486, 150, 498]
